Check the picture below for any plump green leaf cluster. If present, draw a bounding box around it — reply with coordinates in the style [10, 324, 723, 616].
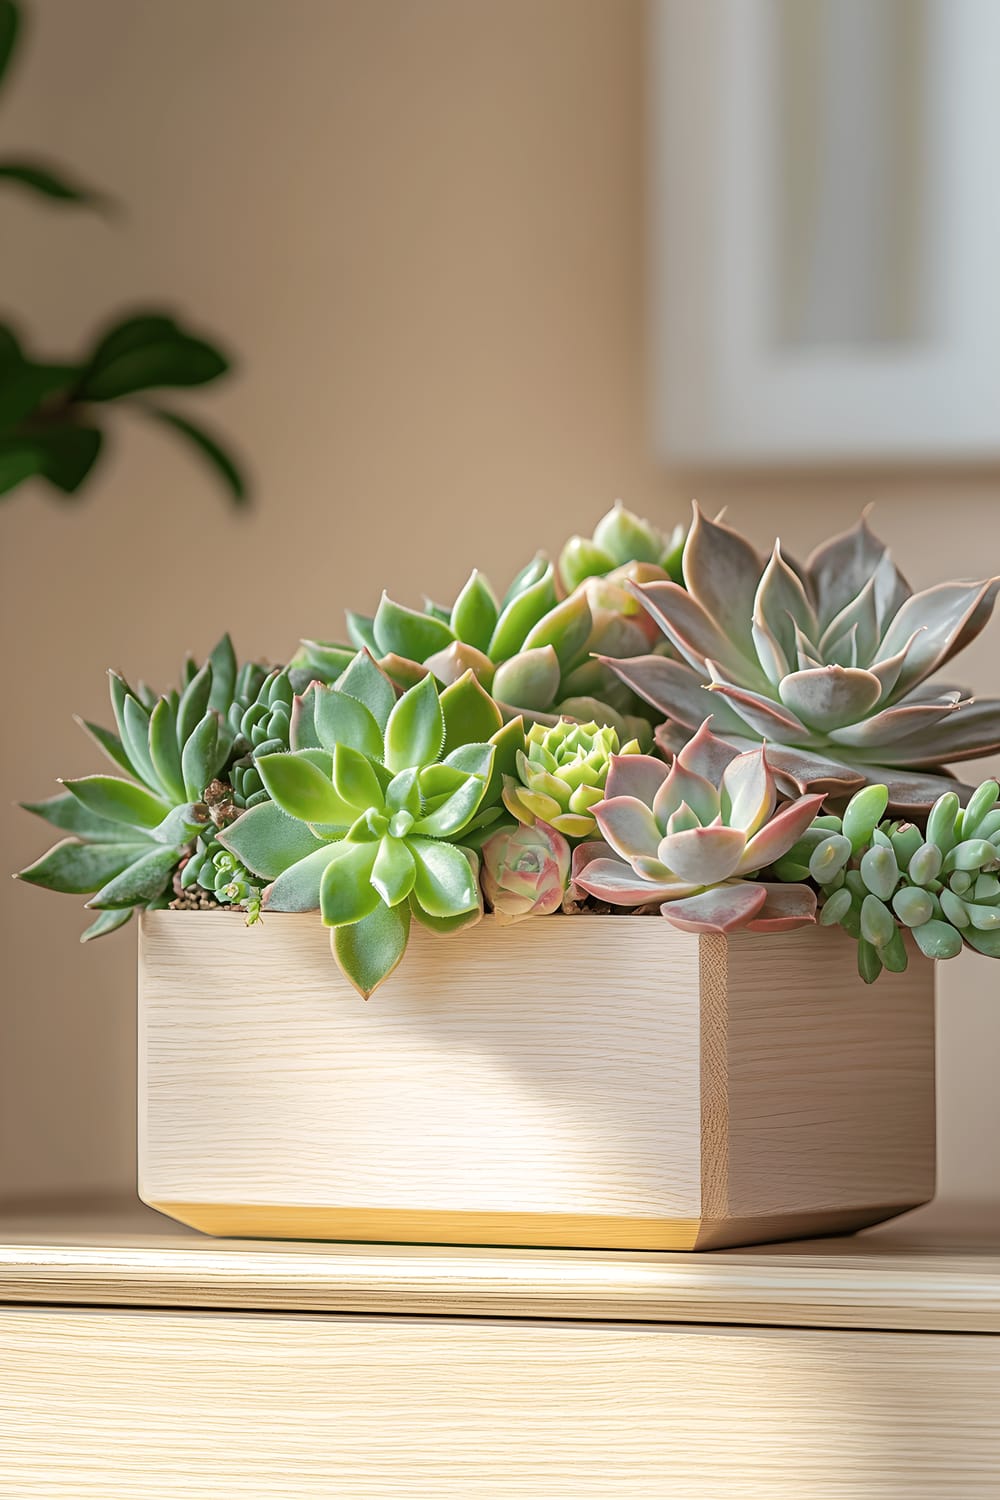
[558, 500, 685, 593]
[0, 1, 245, 505]
[219, 652, 520, 997]
[776, 781, 1000, 982]
[294, 504, 687, 746]
[16, 636, 276, 938]
[181, 839, 262, 923]
[502, 719, 641, 841]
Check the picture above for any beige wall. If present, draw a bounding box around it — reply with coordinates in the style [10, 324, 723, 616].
[1, 0, 997, 1209]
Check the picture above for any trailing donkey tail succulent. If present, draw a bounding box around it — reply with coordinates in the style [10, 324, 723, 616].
[777, 778, 1000, 983]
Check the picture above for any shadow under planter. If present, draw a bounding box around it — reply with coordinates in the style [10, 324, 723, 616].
[138, 912, 935, 1252]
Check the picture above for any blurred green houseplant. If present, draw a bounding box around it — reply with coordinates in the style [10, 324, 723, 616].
[0, 0, 245, 503]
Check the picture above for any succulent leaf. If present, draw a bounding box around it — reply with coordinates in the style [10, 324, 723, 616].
[613, 505, 1000, 811]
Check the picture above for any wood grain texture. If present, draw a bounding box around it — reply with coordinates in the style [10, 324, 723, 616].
[1, 1200, 1000, 1331]
[139, 912, 935, 1250]
[2, 1308, 999, 1499]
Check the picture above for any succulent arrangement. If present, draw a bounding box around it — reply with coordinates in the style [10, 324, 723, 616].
[16, 502, 1000, 995]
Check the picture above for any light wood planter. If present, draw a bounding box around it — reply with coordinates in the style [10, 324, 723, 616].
[138, 910, 936, 1252]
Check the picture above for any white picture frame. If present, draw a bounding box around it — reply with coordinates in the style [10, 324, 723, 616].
[649, 0, 1000, 467]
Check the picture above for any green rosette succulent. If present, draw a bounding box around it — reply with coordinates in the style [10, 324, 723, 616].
[502, 719, 641, 841]
[572, 718, 823, 931]
[607, 506, 1000, 811]
[295, 507, 673, 746]
[558, 500, 685, 593]
[218, 651, 521, 997]
[16, 635, 272, 938]
[787, 779, 1000, 983]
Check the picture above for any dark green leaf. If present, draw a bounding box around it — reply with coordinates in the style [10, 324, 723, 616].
[35, 424, 102, 494]
[143, 407, 246, 504]
[332, 898, 411, 998]
[0, 436, 43, 494]
[180, 710, 220, 800]
[0, 160, 109, 209]
[0, 1, 21, 92]
[16, 837, 152, 894]
[79, 313, 230, 401]
[0, 360, 77, 431]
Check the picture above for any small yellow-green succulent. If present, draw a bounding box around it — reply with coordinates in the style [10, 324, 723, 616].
[502, 719, 641, 841]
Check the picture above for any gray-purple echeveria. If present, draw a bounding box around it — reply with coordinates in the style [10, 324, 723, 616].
[571, 719, 823, 933]
[605, 506, 1000, 811]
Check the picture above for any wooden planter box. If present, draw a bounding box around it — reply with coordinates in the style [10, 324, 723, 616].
[138, 911, 936, 1252]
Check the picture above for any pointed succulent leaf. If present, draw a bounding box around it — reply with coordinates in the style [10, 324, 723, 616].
[170, 657, 210, 745]
[372, 592, 455, 660]
[409, 836, 480, 918]
[660, 882, 768, 933]
[334, 647, 397, 730]
[75, 715, 134, 776]
[87, 844, 181, 909]
[16, 838, 153, 894]
[735, 793, 826, 874]
[80, 908, 133, 943]
[61, 775, 170, 830]
[595, 796, 662, 859]
[263, 843, 341, 911]
[181, 710, 220, 801]
[521, 590, 592, 671]
[146, 697, 186, 804]
[423, 641, 496, 689]
[148, 803, 211, 845]
[491, 646, 561, 713]
[207, 634, 237, 714]
[657, 825, 747, 885]
[488, 563, 559, 660]
[319, 840, 380, 926]
[332, 898, 411, 999]
[219, 801, 328, 879]
[681, 504, 762, 650]
[777, 667, 883, 734]
[440, 670, 503, 750]
[559, 536, 615, 592]
[312, 685, 384, 759]
[413, 769, 490, 838]
[332, 743, 385, 814]
[257, 750, 356, 827]
[718, 749, 775, 836]
[743, 882, 817, 932]
[449, 570, 499, 653]
[345, 611, 378, 652]
[20, 791, 141, 844]
[384, 674, 446, 773]
[371, 836, 417, 906]
[592, 501, 665, 566]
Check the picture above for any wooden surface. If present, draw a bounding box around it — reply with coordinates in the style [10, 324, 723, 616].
[2, 1307, 999, 1499]
[138, 912, 934, 1250]
[2, 1198, 999, 1333]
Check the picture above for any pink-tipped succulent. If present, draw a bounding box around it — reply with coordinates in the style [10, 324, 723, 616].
[572, 719, 824, 933]
[481, 821, 571, 925]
